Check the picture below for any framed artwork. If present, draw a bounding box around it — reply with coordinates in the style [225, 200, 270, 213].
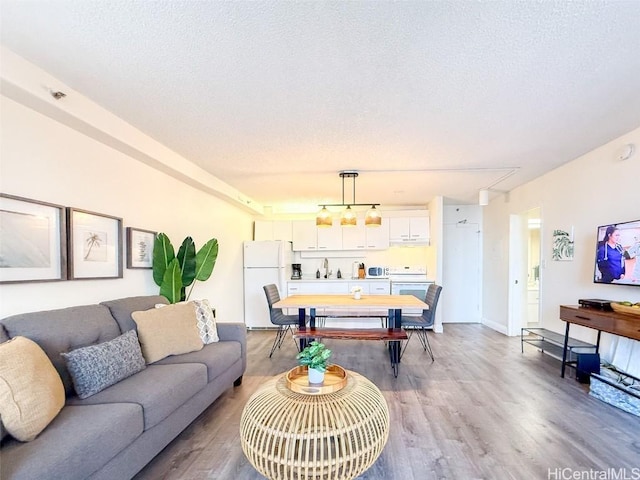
[552, 228, 574, 261]
[126, 227, 156, 269]
[0, 193, 67, 283]
[67, 208, 122, 279]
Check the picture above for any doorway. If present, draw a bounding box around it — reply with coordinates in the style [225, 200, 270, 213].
[507, 207, 542, 336]
[443, 220, 481, 323]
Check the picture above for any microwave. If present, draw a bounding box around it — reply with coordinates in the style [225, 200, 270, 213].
[366, 266, 389, 278]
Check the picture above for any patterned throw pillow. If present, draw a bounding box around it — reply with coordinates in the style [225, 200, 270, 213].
[0, 337, 65, 441]
[155, 300, 219, 344]
[61, 330, 146, 399]
[192, 299, 219, 344]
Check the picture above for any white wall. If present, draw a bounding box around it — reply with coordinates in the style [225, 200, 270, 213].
[482, 126, 640, 369]
[0, 96, 254, 321]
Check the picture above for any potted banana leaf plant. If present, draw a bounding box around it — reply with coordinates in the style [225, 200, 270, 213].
[152, 233, 219, 304]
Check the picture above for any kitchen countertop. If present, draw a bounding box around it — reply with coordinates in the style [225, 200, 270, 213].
[289, 277, 391, 283]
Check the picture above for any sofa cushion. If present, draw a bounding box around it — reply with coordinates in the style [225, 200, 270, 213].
[0, 403, 143, 480]
[100, 295, 168, 333]
[192, 299, 219, 344]
[156, 340, 241, 382]
[0, 304, 121, 395]
[66, 363, 207, 430]
[61, 330, 146, 399]
[0, 337, 65, 442]
[132, 302, 204, 363]
[156, 299, 219, 344]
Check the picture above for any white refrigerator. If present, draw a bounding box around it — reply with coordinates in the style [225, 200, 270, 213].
[243, 240, 292, 329]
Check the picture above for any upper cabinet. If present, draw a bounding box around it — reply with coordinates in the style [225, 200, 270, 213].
[341, 223, 366, 250]
[342, 221, 390, 250]
[365, 221, 390, 249]
[273, 212, 426, 251]
[389, 216, 430, 244]
[254, 220, 292, 241]
[292, 220, 318, 250]
[293, 219, 344, 251]
[316, 222, 343, 250]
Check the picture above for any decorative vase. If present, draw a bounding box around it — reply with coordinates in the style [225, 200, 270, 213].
[308, 367, 325, 385]
[353, 291, 361, 300]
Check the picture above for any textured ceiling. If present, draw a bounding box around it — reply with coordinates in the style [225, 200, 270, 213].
[2, 0, 640, 212]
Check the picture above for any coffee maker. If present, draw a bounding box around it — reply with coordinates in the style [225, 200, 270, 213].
[291, 264, 302, 280]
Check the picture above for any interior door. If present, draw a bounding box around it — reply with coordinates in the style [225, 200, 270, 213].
[442, 222, 481, 323]
[508, 214, 528, 336]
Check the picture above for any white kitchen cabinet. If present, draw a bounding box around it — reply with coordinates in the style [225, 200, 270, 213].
[336, 218, 390, 250]
[366, 221, 390, 249]
[288, 280, 389, 296]
[341, 224, 366, 250]
[389, 216, 429, 244]
[292, 219, 342, 251]
[288, 281, 349, 295]
[317, 222, 342, 250]
[254, 220, 292, 241]
[367, 282, 391, 295]
[292, 220, 318, 251]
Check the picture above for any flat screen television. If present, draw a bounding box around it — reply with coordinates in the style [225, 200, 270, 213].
[593, 219, 640, 286]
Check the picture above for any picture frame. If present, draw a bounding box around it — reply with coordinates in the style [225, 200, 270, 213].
[552, 227, 574, 261]
[67, 207, 123, 279]
[0, 193, 67, 283]
[126, 227, 156, 269]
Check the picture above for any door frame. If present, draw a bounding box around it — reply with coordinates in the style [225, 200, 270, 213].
[507, 208, 543, 336]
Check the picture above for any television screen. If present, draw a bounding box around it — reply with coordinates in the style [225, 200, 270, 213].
[594, 220, 640, 286]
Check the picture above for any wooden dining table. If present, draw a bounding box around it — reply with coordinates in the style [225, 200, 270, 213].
[273, 294, 428, 377]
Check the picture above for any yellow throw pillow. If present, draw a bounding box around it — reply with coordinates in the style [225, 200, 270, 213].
[0, 336, 65, 442]
[132, 302, 204, 363]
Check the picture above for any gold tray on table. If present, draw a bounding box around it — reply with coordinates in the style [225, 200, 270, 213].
[286, 365, 347, 395]
[610, 303, 640, 316]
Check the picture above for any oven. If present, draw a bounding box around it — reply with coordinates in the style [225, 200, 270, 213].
[389, 266, 432, 315]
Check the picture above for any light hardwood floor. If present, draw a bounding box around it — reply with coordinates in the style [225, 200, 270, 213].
[135, 325, 640, 480]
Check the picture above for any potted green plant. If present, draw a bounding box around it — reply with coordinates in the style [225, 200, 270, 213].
[296, 341, 332, 384]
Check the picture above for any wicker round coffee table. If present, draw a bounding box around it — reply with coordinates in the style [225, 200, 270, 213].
[240, 366, 389, 480]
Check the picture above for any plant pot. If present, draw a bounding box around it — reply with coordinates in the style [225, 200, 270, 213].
[308, 368, 325, 385]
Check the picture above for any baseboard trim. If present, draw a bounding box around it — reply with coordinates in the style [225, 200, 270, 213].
[482, 317, 508, 335]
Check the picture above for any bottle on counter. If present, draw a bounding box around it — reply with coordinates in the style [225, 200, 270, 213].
[337, 269, 342, 279]
[316, 269, 320, 279]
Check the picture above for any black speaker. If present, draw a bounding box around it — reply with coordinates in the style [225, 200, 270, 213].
[576, 353, 600, 383]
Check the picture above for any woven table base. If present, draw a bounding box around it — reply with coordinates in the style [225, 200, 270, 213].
[240, 369, 389, 480]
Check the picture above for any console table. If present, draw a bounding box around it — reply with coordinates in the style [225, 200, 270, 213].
[559, 305, 640, 377]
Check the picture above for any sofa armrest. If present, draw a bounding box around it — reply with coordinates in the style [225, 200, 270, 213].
[216, 322, 247, 373]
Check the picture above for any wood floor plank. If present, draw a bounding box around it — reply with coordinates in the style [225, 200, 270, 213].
[134, 325, 640, 480]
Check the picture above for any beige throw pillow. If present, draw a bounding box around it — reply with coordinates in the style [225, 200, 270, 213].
[132, 302, 204, 363]
[0, 336, 65, 442]
[155, 299, 219, 344]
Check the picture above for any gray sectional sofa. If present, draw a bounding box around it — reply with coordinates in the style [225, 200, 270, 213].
[0, 295, 247, 480]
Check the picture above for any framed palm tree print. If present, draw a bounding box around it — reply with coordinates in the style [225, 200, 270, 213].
[0, 193, 67, 283]
[67, 208, 122, 279]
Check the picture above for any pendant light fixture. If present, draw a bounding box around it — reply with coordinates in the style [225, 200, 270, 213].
[316, 171, 381, 227]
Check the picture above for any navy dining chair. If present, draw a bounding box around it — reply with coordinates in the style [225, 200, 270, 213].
[263, 284, 308, 357]
[400, 283, 442, 361]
